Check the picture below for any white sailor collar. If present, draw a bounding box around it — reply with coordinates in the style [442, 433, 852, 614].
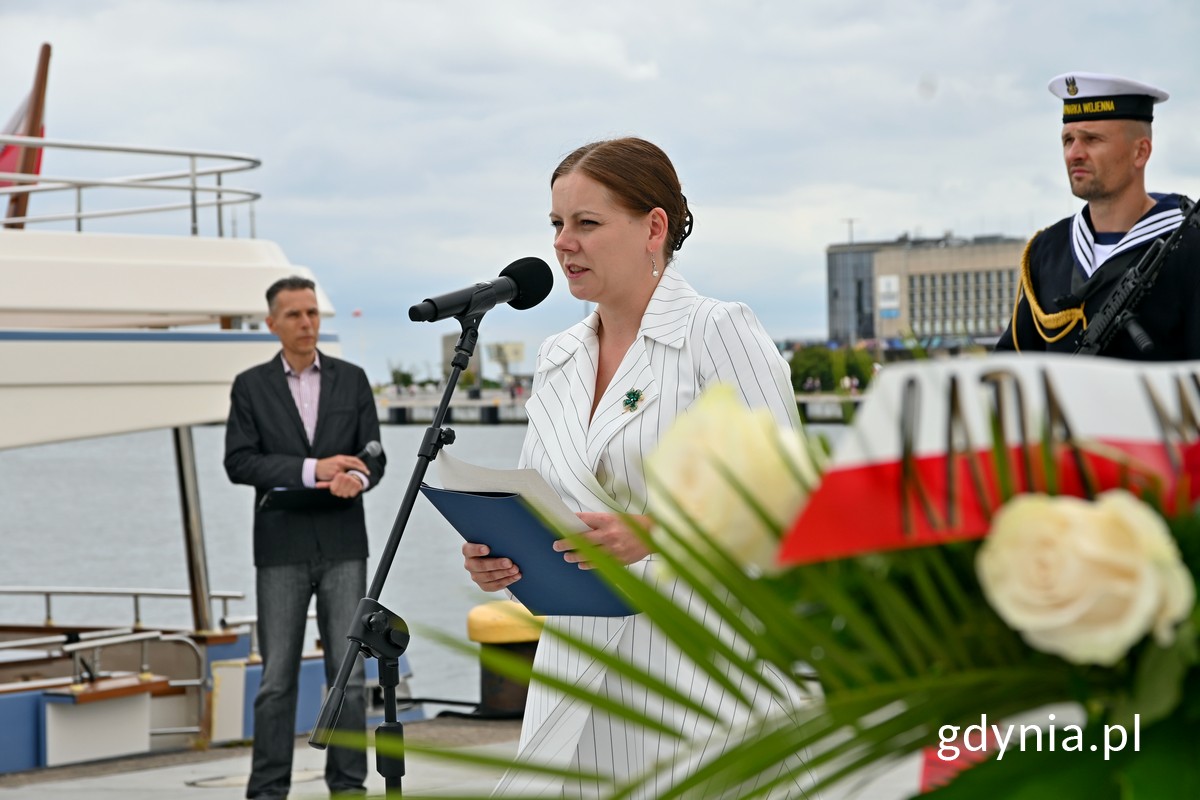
[1071, 192, 1186, 275]
[536, 268, 699, 373]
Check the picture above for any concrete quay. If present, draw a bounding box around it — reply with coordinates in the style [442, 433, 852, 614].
[0, 717, 521, 799]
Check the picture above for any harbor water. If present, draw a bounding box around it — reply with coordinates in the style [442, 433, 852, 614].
[0, 419, 845, 714]
[0, 423, 527, 713]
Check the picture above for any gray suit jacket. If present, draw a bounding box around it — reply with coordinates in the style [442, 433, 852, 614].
[224, 350, 385, 567]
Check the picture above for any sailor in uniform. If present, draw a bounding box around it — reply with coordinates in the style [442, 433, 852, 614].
[996, 71, 1200, 359]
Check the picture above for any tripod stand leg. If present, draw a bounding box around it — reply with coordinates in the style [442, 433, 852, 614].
[375, 657, 405, 797]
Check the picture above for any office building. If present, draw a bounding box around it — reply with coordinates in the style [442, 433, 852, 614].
[827, 233, 1026, 347]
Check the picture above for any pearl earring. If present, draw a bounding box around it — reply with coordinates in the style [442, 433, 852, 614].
[651, 255, 659, 278]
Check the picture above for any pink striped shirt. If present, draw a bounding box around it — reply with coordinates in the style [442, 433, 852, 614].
[282, 353, 322, 487]
[282, 352, 368, 490]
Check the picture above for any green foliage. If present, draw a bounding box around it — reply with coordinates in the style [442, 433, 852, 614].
[414, 519, 1102, 796]
[789, 345, 875, 393]
[400, 390, 1200, 798]
[790, 345, 835, 391]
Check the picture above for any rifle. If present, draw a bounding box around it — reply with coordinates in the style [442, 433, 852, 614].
[1074, 194, 1200, 355]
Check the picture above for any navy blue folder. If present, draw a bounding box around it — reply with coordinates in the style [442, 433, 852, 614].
[420, 484, 634, 617]
[258, 487, 353, 512]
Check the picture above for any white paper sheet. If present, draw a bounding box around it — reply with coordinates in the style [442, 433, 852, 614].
[434, 450, 589, 533]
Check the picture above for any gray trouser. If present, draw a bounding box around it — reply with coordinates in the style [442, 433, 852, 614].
[247, 558, 367, 799]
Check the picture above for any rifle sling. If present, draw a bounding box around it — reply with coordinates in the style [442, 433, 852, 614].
[1064, 245, 1145, 303]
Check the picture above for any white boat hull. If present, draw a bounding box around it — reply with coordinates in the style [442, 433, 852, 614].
[0, 329, 340, 449]
[0, 228, 341, 450]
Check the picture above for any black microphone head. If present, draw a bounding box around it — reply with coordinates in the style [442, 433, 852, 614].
[500, 257, 554, 310]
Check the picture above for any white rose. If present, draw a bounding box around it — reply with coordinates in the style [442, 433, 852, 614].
[645, 384, 819, 575]
[976, 490, 1196, 666]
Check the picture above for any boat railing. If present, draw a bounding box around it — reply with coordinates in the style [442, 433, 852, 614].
[0, 132, 260, 236]
[59, 629, 208, 738]
[61, 629, 163, 682]
[0, 626, 135, 652]
[0, 625, 210, 740]
[0, 585, 245, 630]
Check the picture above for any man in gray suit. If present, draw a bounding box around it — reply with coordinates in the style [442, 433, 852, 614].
[225, 276, 385, 799]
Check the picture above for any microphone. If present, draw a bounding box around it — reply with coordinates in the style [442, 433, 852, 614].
[408, 257, 554, 322]
[356, 440, 382, 460]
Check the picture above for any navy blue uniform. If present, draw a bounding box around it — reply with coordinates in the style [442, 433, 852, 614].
[996, 193, 1200, 359]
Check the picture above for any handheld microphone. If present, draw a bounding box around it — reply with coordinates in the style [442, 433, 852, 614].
[356, 441, 382, 460]
[408, 257, 554, 322]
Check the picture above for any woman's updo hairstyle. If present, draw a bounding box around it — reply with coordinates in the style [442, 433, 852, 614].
[551, 137, 694, 263]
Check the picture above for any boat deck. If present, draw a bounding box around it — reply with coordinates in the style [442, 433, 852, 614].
[0, 716, 521, 798]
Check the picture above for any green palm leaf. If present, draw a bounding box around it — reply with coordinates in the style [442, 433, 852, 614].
[641, 472, 871, 688]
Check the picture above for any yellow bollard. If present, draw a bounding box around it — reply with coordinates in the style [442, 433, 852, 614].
[465, 600, 544, 717]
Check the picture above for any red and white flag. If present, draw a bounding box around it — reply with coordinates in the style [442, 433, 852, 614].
[781, 353, 1200, 565]
[0, 96, 45, 188]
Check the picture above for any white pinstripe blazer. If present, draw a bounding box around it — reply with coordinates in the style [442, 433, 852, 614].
[496, 270, 816, 798]
[519, 268, 799, 516]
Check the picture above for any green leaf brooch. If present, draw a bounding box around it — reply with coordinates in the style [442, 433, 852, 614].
[622, 388, 643, 413]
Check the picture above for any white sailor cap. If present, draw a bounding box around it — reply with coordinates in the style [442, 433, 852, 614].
[1048, 72, 1169, 123]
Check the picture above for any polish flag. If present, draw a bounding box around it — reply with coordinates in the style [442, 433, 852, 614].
[780, 354, 1200, 566]
[0, 97, 45, 188]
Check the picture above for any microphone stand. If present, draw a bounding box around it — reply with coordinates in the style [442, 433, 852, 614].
[309, 312, 486, 799]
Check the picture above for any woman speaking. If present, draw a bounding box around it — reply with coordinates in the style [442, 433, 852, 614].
[463, 137, 815, 798]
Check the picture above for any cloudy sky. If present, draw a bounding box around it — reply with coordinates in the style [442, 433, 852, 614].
[4, 0, 1199, 382]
